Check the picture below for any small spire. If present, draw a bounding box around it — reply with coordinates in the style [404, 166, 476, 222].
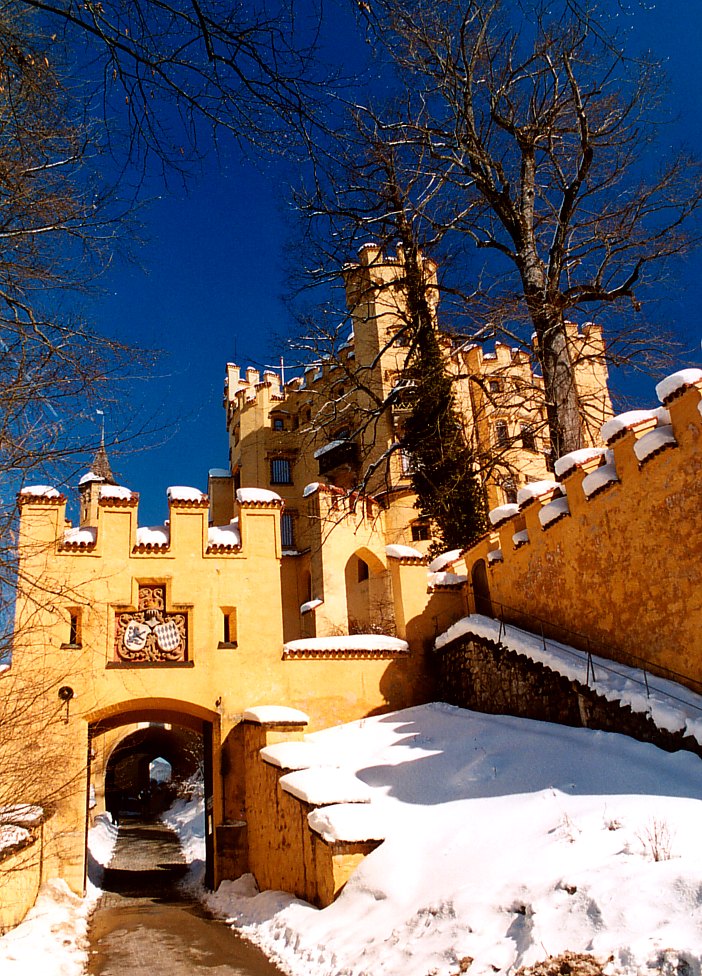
[91, 443, 116, 484]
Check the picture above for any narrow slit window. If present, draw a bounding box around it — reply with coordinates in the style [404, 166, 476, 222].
[221, 609, 237, 647]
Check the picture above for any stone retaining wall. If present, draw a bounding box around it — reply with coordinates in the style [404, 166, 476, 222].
[436, 636, 702, 760]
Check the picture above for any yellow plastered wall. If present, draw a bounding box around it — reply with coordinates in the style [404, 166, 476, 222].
[463, 382, 702, 688]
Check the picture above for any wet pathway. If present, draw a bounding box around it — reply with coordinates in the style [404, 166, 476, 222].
[87, 822, 284, 976]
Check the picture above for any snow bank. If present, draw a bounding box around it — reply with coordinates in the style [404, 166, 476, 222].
[202, 702, 702, 976]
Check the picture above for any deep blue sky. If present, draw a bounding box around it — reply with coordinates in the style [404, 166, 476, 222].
[76, 1, 702, 527]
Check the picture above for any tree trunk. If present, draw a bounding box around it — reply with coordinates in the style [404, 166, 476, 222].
[535, 314, 584, 461]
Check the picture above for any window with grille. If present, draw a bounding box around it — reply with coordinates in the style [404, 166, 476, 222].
[495, 421, 509, 447]
[270, 457, 292, 484]
[281, 512, 295, 548]
[273, 416, 285, 431]
[411, 520, 431, 542]
[521, 424, 536, 451]
[502, 480, 518, 505]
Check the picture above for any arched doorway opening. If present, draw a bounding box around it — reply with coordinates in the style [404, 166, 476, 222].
[344, 549, 394, 634]
[471, 559, 493, 617]
[88, 701, 217, 889]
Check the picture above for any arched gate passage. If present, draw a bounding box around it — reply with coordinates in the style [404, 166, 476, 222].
[88, 701, 218, 890]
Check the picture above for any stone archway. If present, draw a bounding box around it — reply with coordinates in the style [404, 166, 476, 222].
[344, 548, 393, 634]
[87, 699, 219, 890]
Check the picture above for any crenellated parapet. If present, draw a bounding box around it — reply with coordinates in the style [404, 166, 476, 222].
[463, 368, 702, 688]
[17, 482, 283, 563]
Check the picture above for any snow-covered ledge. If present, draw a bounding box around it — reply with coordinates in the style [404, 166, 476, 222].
[282, 635, 409, 660]
[242, 705, 310, 726]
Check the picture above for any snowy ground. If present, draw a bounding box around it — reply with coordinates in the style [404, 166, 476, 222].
[200, 704, 702, 976]
[0, 813, 117, 976]
[2, 705, 702, 976]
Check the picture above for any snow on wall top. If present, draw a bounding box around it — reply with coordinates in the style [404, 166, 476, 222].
[20, 485, 62, 499]
[167, 486, 207, 503]
[655, 367, 702, 404]
[553, 447, 607, 478]
[0, 825, 30, 855]
[313, 439, 345, 459]
[434, 614, 702, 743]
[236, 488, 282, 505]
[300, 598, 323, 614]
[208, 468, 231, 478]
[99, 484, 134, 500]
[517, 480, 561, 508]
[259, 742, 335, 772]
[207, 521, 241, 548]
[633, 425, 677, 463]
[63, 526, 97, 546]
[303, 482, 320, 497]
[489, 503, 519, 526]
[136, 525, 170, 546]
[308, 803, 387, 845]
[279, 767, 372, 806]
[427, 549, 463, 572]
[242, 705, 310, 726]
[582, 461, 618, 498]
[283, 635, 409, 655]
[538, 496, 570, 528]
[385, 544, 424, 560]
[0, 804, 44, 827]
[428, 571, 467, 588]
[600, 408, 668, 445]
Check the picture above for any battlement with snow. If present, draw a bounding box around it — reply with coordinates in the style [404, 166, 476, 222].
[463, 368, 702, 691]
[18, 481, 284, 561]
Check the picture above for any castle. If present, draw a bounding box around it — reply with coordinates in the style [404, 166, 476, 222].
[3, 244, 700, 931]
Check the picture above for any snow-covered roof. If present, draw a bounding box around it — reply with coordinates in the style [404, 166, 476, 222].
[19, 484, 62, 499]
[236, 488, 282, 505]
[385, 544, 424, 560]
[167, 485, 207, 504]
[283, 635, 410, 658]
[78, 471, 104, 486]
[633, 425, 677, 463]
[259, 742, 334, 772]
[655, 367, 702, 404]
[554, 447, 607, 478]
[517, 480, 561, 508]
[135, 525, 170, 547]
[313, 439, 345, 459]
[279, 767, 372, 806]
[308, 803, 386, 845]
[488, 503, 519, 527]
[427, 549, 463, 573]
[434, 614, 702, 743]
[538, 496, 570, 528]
[242, 705, 310, 726]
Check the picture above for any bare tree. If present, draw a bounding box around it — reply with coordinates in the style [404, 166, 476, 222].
[346, 0, 702, 458]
